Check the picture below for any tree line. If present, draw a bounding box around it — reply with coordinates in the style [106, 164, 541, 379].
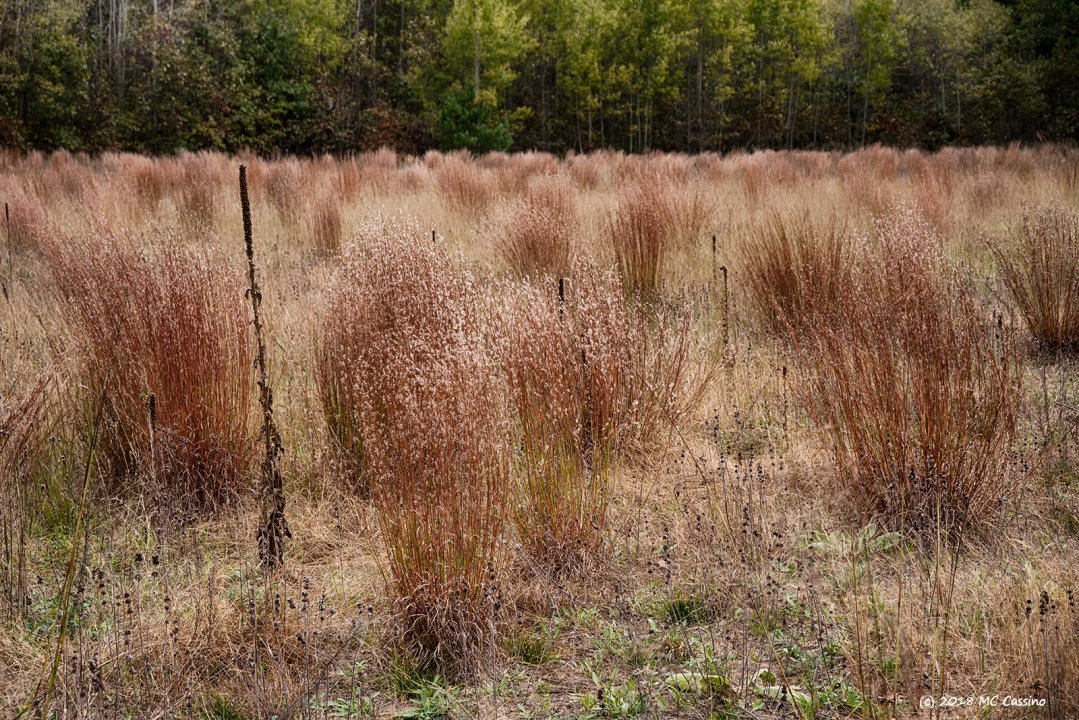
[1, 0, 1075, 155]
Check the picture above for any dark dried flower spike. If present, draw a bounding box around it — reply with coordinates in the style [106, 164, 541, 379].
[240, 164, 289, 570]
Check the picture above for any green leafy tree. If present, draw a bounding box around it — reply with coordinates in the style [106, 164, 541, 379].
[0, 1, 87, 148]
[0, 0, 1074, 152]
[683, 0, 753, 149]
[1009, 0, 1077, 140]
[743, 0, 828, 147]
[598, 0, 693, 150]
[832, 0, 904, 145]
[444, 0, 535, 106]
[438, 87, 513, 151]
[553, 0, 615, 149]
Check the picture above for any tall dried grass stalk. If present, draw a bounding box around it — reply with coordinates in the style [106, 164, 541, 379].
[496, 276, 626, 571]
[739, 213, 853, 336]
[179, 177, 217, 233]
[5, 188, 48, 252]
[318, 217, 508, 677]
[240, 165, 288, 569]
[797, 209, 1020, 538]
[623, 300, 715, 454]
[495, 178, 576, 277]
[437, 156, 497, 216]
[309, 194, 344, 257]
[607, 182, 674, 299]
[499, 262, 713, 469]
[315, 216, 462, 492]
[267, 160, 302, 225]
[666, 184, 714, 246]
[994, 206, 1079, 352]
[128, 156, 171, 211]
[43, 233, 253, 509]
[0, 370, 56, 622]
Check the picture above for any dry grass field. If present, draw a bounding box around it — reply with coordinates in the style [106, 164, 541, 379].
[0, 146, 1077, 719]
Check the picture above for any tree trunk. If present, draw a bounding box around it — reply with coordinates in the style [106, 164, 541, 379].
[473, 0, 481, 97]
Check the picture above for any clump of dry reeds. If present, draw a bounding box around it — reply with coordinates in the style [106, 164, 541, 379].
[494, 176, 576, 277]
[42, 233, 253, 509]
[994, 206, 1079, 352]
[607, 180, 674, 299]
[495, 275, 626, 572]
[497, 261, 713, 471]
[566, 152, 604, 189]
[331, 155, 363, 201]
[738, 213, 853, 336]
[128, 156, 172, 212]
[317, 216, 508, 677]
[665, 183, 714, 247]
[622, 297, 716, 454]
[267, 159, 303, 225]
[30, 150, 98, 208]
[1026, 587, 1079, 716]
[314, 219, 432, 488]
[0, 369, 56, 622]
[176, 152, 226, 234]
[910, 154, 956, 232]
[4, 187, 49, 252]
[490, 151, 558, 195]
[308, 194, 344, 257]
[967, 169, 1005, 211]
[838, 147, 899, 217]
[796, 208, 1020, 538]
[437, 154, 497, 216]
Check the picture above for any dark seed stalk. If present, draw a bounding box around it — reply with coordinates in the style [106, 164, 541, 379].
[240, 165, 289, 570]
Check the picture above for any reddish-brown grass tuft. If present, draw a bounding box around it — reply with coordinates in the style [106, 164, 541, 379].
[318, 216, 508, 677]
[267, 159, 302, 225]
[5, 187, 49, 252]
[437, 154, 497, 216]
[994, 206, 1079, 352]
[0, 368, 57, 622]
[42, 233, 253, 509]
[309, 194, 344, 257]
[495, 275, 625, 572]
[738, 213, 853, 336]
[796, 208, 1020, 538]
[128, 156, 172, 213]
[607, 180, 674, 299]
[495, 176, 576, 278]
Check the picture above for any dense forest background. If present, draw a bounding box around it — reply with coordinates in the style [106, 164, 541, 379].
[1, 0, 1075, 155]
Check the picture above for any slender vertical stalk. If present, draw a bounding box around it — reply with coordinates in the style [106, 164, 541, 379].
[4, 202, 11, 281]
[720, 265, 729, 348]
[3, 202, 14, 340]
[1041, 364, 1051, 445]
[38, 384, 107, 717]
[780, 365, 788, 444]
[711, 234, 717, 286]
[147, 393, 157, 490]
[240, 165, 289, 570]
